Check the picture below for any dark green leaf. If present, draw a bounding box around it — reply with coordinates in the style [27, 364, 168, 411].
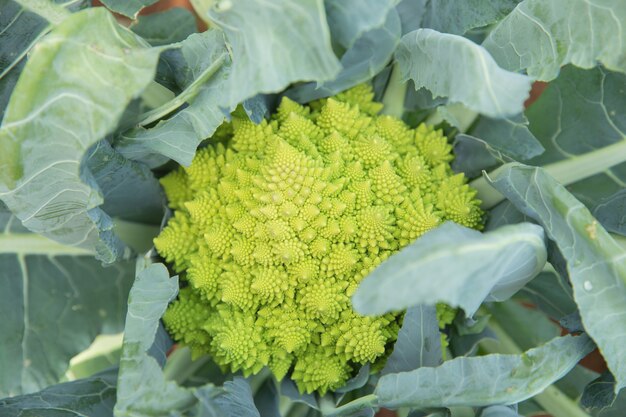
[0, 202, 134, 397]
[0, 368, 118, 417]
[253, 379, 281, 417]
[99, 0, 158, 19]
[131, 8, 197, 46]
[85, 140, 164, 224]
[470, 113, 544, 161]
[376, 334, 594, 408]
[487, 163, 626, 392]
[336, 364, 371, 394]
[451, 134, 503, 178]
[325, 0, 399, 49]
[353, 222, 547, 316]
[582, 372, 617, 410]
[421, 0, 521, 35]
[525, 66, 626, 213]
[0, 8, 163, 262]
[382, 305, 441, 374]
[519, 270, 577, 321]
[396, 29, 531, 118]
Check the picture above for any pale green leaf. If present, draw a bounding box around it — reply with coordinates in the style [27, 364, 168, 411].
[487, 163, 626, 392]
[376, 334, 594, 408]
[0, 203, 134, 397]
[0, 0, 89, 119]
[483, 0, 626, 81]
[352, 222, 547, 316]
[205, 0, 341, 106]
[99, 0, 158, 19]
[0, 8, 163, 262]
[115, 263, 242, 417]
[396, 29, 531, 118]
[85, 141, 164, 225]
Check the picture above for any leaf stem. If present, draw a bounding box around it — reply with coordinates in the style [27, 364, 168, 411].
[320, 393, 378, 416]
[472, 140, 626, 209]
[483, 320, 592, 417]
[139, 53, 227, 127]
[141, 81, 176, 109]
[381, 63, 408, 119]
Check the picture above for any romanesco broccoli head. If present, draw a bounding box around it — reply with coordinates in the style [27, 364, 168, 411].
[154, 84, 483, 394]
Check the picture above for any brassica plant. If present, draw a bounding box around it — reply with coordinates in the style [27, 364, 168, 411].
[0, 1, 625, 417]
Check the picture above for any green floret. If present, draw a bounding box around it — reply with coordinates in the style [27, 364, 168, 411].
[155, 84, 483, 394]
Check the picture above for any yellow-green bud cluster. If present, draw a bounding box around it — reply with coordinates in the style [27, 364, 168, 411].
[154, 84, 483, 394]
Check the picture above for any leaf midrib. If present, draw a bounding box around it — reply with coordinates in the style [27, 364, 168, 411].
[0, 233, 94, 256]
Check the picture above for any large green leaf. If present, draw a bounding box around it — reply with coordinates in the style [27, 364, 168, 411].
[85, 141, 164, 225]
[204, 0, 341, 106]
[396, 29, 532, 118]
[116, 30, 230, 167]
[0, 368, 118, 416]
[483, 0, 626, 81]
[0, 203, 134, 397]
[469, 113, 544, 161]
[526, 66, 626, 213]
[130, 8, 197, 46]
[487, 163, 626, 392]
[99, 0, 159, 19]
[376, 334, 594, 408]
[286, 8, 401, 103]
[0, 8, 163, 262]
[352, 222, 547, 316]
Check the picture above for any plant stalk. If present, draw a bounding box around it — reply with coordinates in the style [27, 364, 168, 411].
[141, 81, 176, 109]
[381, 63, 408, 119]
[472, 140, 626, 209]
[163, 346, 210, 384]
[483, 319, 592, 417]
